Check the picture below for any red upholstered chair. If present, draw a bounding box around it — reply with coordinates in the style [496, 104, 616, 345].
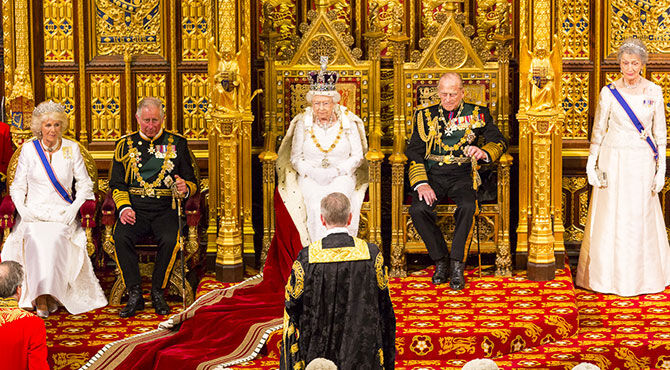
[0, 138, 99, 256]
[101, 149, 204, 306]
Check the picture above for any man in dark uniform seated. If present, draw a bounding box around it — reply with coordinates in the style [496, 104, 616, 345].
[280, 192, 396, 370]
[406, 72, 508, 290]
[110, 97, 197, 317]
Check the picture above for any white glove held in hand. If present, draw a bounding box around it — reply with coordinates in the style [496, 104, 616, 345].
[653, 151, 666, 193]
[62, 203, 80, 225]
[309, 167, 338, 186]
[585, 154, 602, 188]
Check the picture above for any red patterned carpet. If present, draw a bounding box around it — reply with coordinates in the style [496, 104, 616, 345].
[45, 266, 670, 369]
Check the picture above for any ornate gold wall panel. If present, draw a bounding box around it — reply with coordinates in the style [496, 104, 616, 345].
[181, 0, 211, 61]
[560, 0, 589, 59]
[605, 72, 620, 86]
[217, 0, 236, 53]
[135, 73, 167, 108]
[561, 72, 588, 139]
[43, 0, 74, 62]
[368, 0, 403, 57]
[607, 0, 670, 55]
[92, 0, 165, 56]
[90, 74, 122, 141]
[475, 0, 513, 59]
[651, 72, 670, 138]
[44, 73, 76, 137]
[182, 73, 209, 139]
[258, 0, 297, 58]
[562, 176, 588, 243]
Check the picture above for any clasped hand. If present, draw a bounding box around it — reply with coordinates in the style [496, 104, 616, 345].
[308, 166, 339, 186]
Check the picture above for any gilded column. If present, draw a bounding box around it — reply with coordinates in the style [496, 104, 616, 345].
[7, 0, 34, 145]
[388, 31, 409, 278]
[363, 28, 385, 249]
[518, 0, 564, 281]
[258, 6, 280, 267]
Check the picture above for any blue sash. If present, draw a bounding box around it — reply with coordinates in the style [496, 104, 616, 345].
[33, 140, 73, 204]
[608, 83, 659, 160]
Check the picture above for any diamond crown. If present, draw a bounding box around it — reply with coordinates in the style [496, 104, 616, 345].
[309, 56, 338, 92]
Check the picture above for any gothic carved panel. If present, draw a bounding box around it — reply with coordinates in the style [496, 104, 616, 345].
[43, 0, 74, 62]
[650, 72, 670, 137]
[607, 0, 670, 56]
[562, 176, 588, 243]
[561, 72, 589, 139]
[181, 0, 212, 61]
[560, 0, 589, 59]
[92, 0, 165, 56]
[44, 73, 76, 138]
[135, 73, 167, 106]
[90, 74, 122, 141]
[182, 73, 209, 139]
[258, 0, 297, 58]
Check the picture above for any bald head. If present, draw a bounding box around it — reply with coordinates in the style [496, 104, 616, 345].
[437, 73, 464, 111]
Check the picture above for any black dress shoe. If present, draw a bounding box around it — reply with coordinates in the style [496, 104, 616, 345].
[119, 285, 145, 318]
[151, 288, 170, 315]
[431, 258, 450, 285]
[449, 260, 466, 291]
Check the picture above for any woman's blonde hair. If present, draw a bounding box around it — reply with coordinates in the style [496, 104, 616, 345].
[31, 100, 68, 139]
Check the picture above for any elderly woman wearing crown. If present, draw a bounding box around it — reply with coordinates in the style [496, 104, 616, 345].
[0, 101, 107, 318]
[277, 59, 368, 244]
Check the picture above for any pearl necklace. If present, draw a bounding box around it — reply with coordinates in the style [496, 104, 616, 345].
[622, 76, 642, 89]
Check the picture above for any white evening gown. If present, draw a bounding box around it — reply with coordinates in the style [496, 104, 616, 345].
[576, 82, 670, 296]
[290, 106, 365, 242]
[1, 138, 107, 314]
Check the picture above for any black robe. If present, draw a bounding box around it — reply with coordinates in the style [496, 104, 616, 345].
[280, 232, 396, 370]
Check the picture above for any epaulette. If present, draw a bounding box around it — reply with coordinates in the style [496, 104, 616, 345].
[117, 131, 137, 142]
[417, 101, 440, 111]
[165, 129, 186, 140]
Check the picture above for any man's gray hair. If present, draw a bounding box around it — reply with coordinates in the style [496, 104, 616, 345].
[0, 261, 23, 298]
[617, 37, 648, 65]
[136, 97, 165, 119]
[31, 100, 69, 139]
[438, 72, 464, 90]
[320, 192, 351, 226]
[305, 358, 337, 370]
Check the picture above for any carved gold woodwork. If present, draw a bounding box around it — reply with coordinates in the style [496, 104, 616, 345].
[607, 0, 670, 55]
[90, 74, 122, 141]
[367, 0, 403, 57]
[92, 0, 165, 57]
[519, 0, 564, 281]
[605, 72, 620, 86]
[258, 0, 297, 59]
[3, 0, 15, 99]
[562, 176, 588, 243]
[475, 0, 512, 60]
[182, 73, 210, 140]
[43, 0, 74, 62]
[135, 73, 167, 108]
[181, 0, 212, 61]
[561, 72, 589, 139]
[650, 72, 670, 138]
[560, 0, 589, 59]
[391, 3, 512, 278]
[6, 0, 35, 146]
[44, 73, 77, 138]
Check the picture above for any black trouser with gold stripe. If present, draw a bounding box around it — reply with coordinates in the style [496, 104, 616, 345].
[409, 164, 477, 263]
[113, 204, 179, 290]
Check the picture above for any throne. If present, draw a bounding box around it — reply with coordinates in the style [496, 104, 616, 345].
[0, 137, 98, 255]
[389, 12, 513, 277]
[258, 7, 382, 259]
[101, 149, 203, 306]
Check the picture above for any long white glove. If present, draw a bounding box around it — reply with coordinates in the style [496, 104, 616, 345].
[62, 196, 88, 225]
[309, 167, 338, 186]
[15, 203, 37, 222]
[653, 148, 666, 193]
[585, 154, 602, 188]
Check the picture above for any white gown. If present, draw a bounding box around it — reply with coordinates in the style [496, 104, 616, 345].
[1, 138, 107, 314]
[576, 81, 670, 296]
[277, 105, 368, 245]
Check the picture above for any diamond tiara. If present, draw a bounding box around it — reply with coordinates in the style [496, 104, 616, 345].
[33, 100, 65, 117]
[309, 56, 338, 92]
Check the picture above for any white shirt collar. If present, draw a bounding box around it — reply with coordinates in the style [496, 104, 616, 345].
[325, 226, 349, 236]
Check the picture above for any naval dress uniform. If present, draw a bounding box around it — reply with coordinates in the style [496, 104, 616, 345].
[406, 101, 507, 265]
[110, 129, 197, 291]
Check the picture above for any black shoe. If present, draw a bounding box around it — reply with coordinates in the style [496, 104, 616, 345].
[151, 288, 170, 315]
[119, 285, 145, 318]
[431, 258, 450, 285]
[449, 260, 466, 291]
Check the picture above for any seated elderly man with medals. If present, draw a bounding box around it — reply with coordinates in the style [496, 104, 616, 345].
[276, 56, 368, 246]
[407, 72, 508, 290]
[110, 97, 197, 318]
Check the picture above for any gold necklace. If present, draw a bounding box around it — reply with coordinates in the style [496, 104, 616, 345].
[127, 135, 175, 197]
[309, 118, 343, 168]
